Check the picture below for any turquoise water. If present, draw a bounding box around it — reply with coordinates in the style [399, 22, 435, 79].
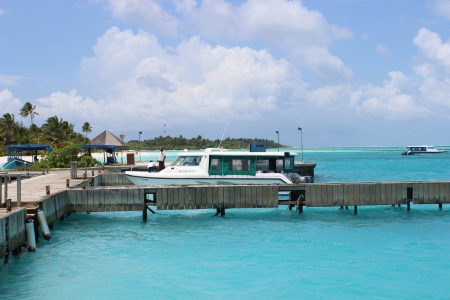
[2, 147, 450, 299]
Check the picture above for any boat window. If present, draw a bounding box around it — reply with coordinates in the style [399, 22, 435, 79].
[210, 158, 222, 171]
[283, 156, 294, 172]
[209, 155, 256, 175]
[228, 159, 251, 171]
[171, 156, 202, 166]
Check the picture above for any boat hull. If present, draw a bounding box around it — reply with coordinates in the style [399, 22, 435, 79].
[402, 150, 447, 155]
[125, 172, 291, 185]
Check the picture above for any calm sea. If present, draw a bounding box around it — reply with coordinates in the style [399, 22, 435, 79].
[1, 146, 450, 299]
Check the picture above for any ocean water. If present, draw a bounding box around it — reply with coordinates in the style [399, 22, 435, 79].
[1, 146, 450, 299]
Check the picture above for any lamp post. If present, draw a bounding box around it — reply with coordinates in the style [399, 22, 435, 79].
[298, 127, 303, 162]
[138, 131, 142, 162]
[120, 134, 125, 165]
[275, 131, 279, 152]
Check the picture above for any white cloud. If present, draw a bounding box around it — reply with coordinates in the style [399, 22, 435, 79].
[433, 0, 450, 19]
[0, 89, 22, 116]
[103, 0, 354, 83]
[0, 8, 4, 16]
[0, 75, 23, 86]
[306, 71, 428, 121]
[376, 44, 390, 56]
[74, 28, 309, 131]
[413, 27, 450, 70]
[105, 0, 179, 36]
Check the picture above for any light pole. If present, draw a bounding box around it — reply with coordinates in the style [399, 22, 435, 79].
[298, 127, 303, 162]
[138, 131, 142, 162]
[275, 131, 279, 152]
[120, 134, 125, 165]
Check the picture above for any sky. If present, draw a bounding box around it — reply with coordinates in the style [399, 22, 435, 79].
[1, 0, 450, 147]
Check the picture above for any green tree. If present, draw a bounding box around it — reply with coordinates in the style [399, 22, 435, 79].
[0, 113, 21, 146]
[20, 102, 39, 125]
[82, 122, 92, 137]
[41, 116, 76, 147]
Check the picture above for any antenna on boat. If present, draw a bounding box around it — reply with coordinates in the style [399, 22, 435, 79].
[218, 122, 228, 148]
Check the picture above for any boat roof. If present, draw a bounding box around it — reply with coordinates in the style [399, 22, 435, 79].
[406, 145, 434, 147]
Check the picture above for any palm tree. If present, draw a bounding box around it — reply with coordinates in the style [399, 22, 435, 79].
[82, 122, 92, 137]
[0, 113, 21, 146]
[41, 116, 76, 147]
[20, 102, 39, 125]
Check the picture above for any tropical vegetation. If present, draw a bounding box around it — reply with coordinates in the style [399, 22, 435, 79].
[128, 135, 286, 150]
[0, 103, 98, 167]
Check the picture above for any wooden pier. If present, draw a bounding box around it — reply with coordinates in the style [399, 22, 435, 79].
[2, 170, 450, 262]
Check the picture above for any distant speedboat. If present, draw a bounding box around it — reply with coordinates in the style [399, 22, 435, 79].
[401, 145, 447, 155]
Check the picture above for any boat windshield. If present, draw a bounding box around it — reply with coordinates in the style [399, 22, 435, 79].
[171, 156, 202, 166]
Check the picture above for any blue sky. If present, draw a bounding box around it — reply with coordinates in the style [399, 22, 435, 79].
[2, 0, 450, 147]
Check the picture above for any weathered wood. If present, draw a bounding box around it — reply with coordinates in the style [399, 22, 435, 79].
[0, 216, 5, 258]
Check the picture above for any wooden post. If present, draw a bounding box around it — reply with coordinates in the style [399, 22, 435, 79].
[143, 205, 148, 222]
[82, 181, 86, 189]
[17, 175, 21, 207]
[4, 179, 8, 203]
[92, 170, 94, 177]
[42, 171, 45, 175]
[439, 203, 443, 210]
[354, 205, 358, 214]
[98, 169, 101, 174]
[83, 172, 87, 180]
[26, 172, 30, 179]
[5, 198, 11, 212]
[66, 179, 70, 188]
[46, 185, 50, 195]
[0, 177, 3, 205]
[407, 202, 410, 211]
[8, 176, 11, 183]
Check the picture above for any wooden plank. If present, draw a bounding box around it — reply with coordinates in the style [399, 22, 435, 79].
[346, 184, 353, 206]
[173, 187, 184, 209]
[423, 183, 429, 204]
[432, 183, 440, 204]
[313, 185, 321, 207]
[201, 186, 207, 209]
[332, 185, 338, 206]
[206, 187, 213, 209]
[390, 184, 397, 205]
[401, 183, 407, 204]
[308, 185, 315, 207]
[160, 188, 168, 210]
[0, 217, 6, 259]
[244, 186, 250, 208]
[262, 186, 268, 207]
[337, 185, 344, 206]
[187, 188, 195, 209]
[251, 186, 257, 208]
[167, 188, 174, 210]
[92, 188, 100, 212]
[444, 183, 450, 204]
[359, 184, 365, 206]
[371, 184, 377, 205]
[193, 187, 200, 209]
[375, 184, 381, 205]
[218, 187, 225, 208]
[342, 184, 349, 207]
[352, 184, 360, 206]
[230, 186, 237, 208]
[256, 186, 263, 208]
[379, 183, 387, 205]
[325, 185, 332, 206]
[177, 188, 185, 210]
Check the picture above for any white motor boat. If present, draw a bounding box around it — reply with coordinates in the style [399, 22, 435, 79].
[125, 146, 302, 185]
[401, 145, 447, 155]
